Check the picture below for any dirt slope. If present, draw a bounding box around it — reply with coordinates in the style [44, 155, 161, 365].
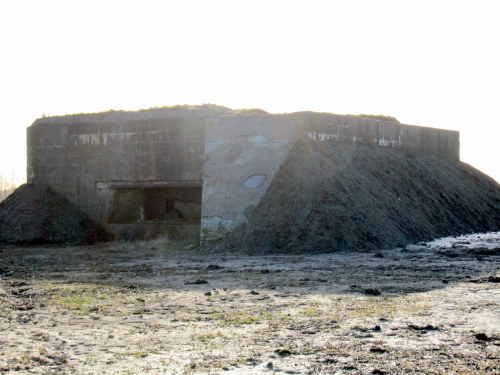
[221, 140, 500, 252]
[0, 184, 109, 244]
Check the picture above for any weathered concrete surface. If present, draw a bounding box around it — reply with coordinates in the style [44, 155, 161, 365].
[26, 106, 464, 243]
[200, 115, 303, 241]
[200, 112, 460, 242]
[296, 112, 460, 159]
[28, 117, 204, 225]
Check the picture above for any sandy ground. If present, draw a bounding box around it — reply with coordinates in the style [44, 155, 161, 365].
[0, 233, 498, 374]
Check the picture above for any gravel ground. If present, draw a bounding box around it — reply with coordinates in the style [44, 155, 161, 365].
[0, 232, 498, 374]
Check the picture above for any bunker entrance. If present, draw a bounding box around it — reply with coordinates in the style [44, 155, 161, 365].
[109, 186, 201, 224]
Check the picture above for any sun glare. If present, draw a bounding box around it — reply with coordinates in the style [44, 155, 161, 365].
[0, 0, 499, 183]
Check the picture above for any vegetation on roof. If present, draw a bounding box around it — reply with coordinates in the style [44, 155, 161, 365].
[346, 114, 400, 123]
[39, 104, 397, 122]
[39, 104, 269, 119]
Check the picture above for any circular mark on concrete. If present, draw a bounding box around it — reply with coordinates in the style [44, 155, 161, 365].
[245, 174, 266, 188]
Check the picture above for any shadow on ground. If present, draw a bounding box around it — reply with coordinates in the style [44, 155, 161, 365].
[1, 233, 498, 297]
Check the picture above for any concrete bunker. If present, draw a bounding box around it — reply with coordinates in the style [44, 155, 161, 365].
[26, 105, 485, 247]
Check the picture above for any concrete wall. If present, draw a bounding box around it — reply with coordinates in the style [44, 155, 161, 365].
[27, 108, 460, 243]
[295, 112, 460, 159]
[199, 112, 459, 242]
[27, 117, 205, 223]
[200, 114, 303, 242]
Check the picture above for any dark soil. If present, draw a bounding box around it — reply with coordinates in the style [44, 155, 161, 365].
[221, 140, 500, 252]
[0, 184, 109, 245]
[0, 233, 498, 374]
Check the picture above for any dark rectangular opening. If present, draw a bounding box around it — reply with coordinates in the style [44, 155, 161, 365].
[108, 186, 202, 224]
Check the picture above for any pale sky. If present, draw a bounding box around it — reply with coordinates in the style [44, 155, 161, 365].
[1, 0, 499, 183]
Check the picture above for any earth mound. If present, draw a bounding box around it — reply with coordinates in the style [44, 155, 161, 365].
[220, 140, 500, 252]
[0, 184, 109, 245]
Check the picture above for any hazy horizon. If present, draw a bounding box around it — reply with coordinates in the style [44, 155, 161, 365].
[1, 0, 499, 184]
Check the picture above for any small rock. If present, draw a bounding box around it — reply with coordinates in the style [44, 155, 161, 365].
[408, 324, 439, 331]
[207, 264, 223, 270]
[266, 362, 273, 369]
[372, 370, 386, 375]
[442, 279, 448, 284]
[275, 349, 292, 357]
[373, 325, 381, 331]
[363, 288, 381, 296]
[249, 290, 260, 295]
[204, 291, 212, 296]
[475, 333, 489, 341]
[353, 327, 369, 332]
[370, 347, 386, 354]
[185, 279, 208, 285]
[301, 330, 318, 335]
[374, 253, 384, 258]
